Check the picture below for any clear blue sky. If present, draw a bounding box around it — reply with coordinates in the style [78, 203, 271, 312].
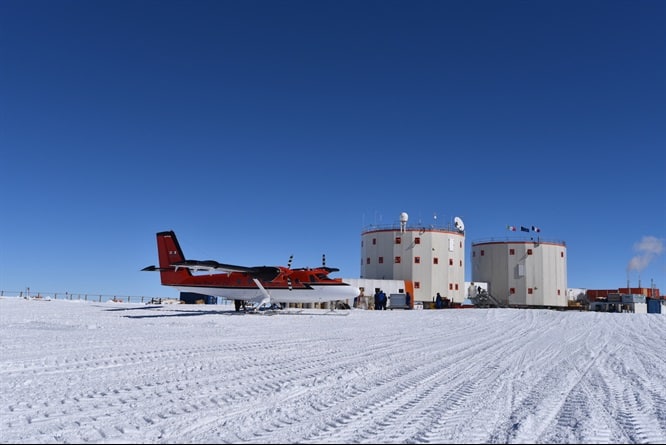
[1, 0, 664, 298]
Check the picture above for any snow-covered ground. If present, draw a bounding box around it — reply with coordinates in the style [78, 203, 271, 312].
[1, 297, 665, 444]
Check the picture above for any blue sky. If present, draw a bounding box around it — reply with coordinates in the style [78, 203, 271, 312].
[1, 0, 664, 298]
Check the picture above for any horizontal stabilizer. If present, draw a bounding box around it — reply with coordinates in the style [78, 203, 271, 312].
[141, 265, 174, 272]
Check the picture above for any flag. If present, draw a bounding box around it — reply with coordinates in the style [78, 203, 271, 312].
[507, 225, 516, 231]
[531, 225, 541, 233]
[520, 226, 530, 232]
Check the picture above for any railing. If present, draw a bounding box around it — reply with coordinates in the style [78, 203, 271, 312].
[362, 222, 460, 233]
[471, 236, 566, 246]
[0, 289, 174, 304]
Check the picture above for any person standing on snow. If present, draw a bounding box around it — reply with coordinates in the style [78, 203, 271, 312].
[435, 292, 443, 309]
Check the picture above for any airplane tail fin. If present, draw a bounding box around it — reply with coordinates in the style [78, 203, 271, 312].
[142, 231, 192, 285]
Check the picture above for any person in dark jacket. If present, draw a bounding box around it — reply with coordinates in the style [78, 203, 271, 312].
[378, 290, 387, 310]
[435, 292, 443, 309]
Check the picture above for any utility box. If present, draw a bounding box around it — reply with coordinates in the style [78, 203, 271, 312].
[388, 293, 410, 309]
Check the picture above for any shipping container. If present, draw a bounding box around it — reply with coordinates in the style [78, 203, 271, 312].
[647, 298, 662, 314]
[180, 292, 217, 304]
[607, 293, 622, 303]
[622, 294, 646, 304]
[587, 289, 614, 300]
[618, 287, 661, 298]
[588, 288, 661, 300]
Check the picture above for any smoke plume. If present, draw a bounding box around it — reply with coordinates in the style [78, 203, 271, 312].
[627, 236, 664, 272]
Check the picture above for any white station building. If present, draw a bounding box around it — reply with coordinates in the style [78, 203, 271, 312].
[360, 212, 466, 303]
[471, 239, 568, 307]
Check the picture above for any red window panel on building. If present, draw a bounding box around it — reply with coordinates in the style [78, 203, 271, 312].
[415, 237, 421, 244]
[510, 249, 515, 255]
[414, 257, 421, 264]
[378, 257, 384, 264]
[510, 288, 515, 294]
[528, 288, 533, 294]
[394, 256, 401, 263]
[395, 237, 401, 244]
[414, 282, 420, 289]
[527, 249, 533, 255]
[433, 257, 439, 264]
[449, 259, 453, 266]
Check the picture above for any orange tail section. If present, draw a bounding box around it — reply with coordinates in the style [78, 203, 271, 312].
[155, 231, 191, 285]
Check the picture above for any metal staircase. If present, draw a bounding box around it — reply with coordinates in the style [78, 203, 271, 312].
[470, 290, 506, 308]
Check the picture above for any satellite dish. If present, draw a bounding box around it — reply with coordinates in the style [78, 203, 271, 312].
[454, 216, 465, 232]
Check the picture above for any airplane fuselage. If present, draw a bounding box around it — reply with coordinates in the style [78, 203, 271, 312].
[170, 282, 358, 304]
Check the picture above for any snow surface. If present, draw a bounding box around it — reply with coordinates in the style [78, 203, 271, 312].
[1, 297, 665, 444]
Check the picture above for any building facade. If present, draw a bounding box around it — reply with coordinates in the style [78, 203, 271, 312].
[360, 213, 466, 302]
[471, 239, 568, 307]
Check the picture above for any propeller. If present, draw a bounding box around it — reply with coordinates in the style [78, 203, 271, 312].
[320, 254, 339, 273]
[287, 254, 293, 290]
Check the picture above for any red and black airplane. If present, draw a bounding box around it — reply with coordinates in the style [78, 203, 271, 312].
[142, 231, 359, 310]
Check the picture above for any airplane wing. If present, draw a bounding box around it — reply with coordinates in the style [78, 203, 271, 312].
[292, 266, 340, 273]
[142, 261, 281, 281]
[172, 260, 255, 273]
